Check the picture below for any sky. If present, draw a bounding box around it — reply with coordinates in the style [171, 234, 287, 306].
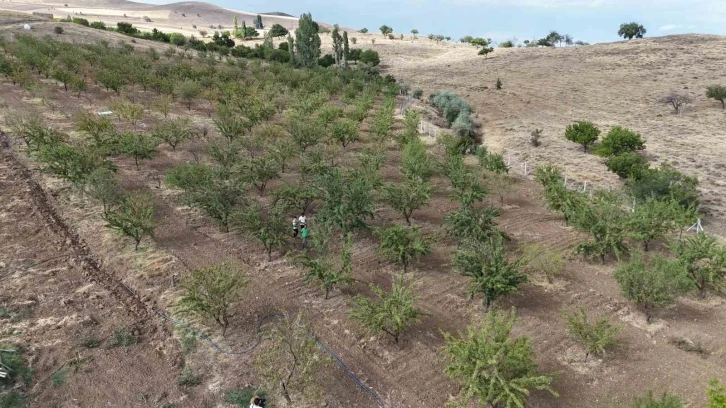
[146, 0, 725, 44]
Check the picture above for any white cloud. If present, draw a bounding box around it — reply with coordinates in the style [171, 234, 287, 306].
[658, 24, 680, 31]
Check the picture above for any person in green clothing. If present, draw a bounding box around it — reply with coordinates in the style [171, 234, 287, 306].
[301, 225, 309, 249]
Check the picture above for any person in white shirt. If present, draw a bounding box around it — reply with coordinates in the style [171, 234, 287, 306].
[292, 217, 298, 238]
[298, 213, 307, 229]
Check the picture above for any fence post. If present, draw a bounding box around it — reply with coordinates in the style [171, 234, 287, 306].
[507, 153, 511, 166]
[563, 175, 568, 188]
[523, 162, 528, 176]
[583, 181, 588, 192]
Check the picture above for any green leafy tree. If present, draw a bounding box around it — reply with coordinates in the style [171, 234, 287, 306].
[381, 179, 431, 226]
[567, 308, 620, 361]
[401, 138, 434, 181]
[104, 192, 156, 250]
[287, 114, 325, 151]
[628, 198, 678, 251]
[572, 191, 629, 264]
[268, 23, 288, 37]
[706, 85, 726, 109]
[379, 25, 393, 37]
[98, 69, 125, 94]
[330, 118, 360, 148]
[51, 67, 74, 92]
[606, 152, 649, 179]
[565, 121, 600, 152]
[342, 31, 350, 66]
[596, 126, 645, 157]
[376, 225, 431, 273]
[241, 155, 280, 195]
[454, 238, 528, 311]
[629, 164, 699, 210]
[118, 132, 157, 170]
[86, 168, 121, 217]
[254, 313, 328, 405]
[175, 80, 201, 111]
[632, 391, 683, 408]
[397, 110, 420, 146]
[350, 275, 422, 349]
[411, 29, 418, 38]
[38, 143, 112, 188]
[614, 252, 691, 322]
[673, 234, 726, 299]
[316, 168, 376, 236]
[708, 379, 726, 408]
[166, 166, 244, 232]
[444, 204, 501, 244]
[152, 118, 193, 151]
[295, 13, 322, 67]
[442, 309, 558, 408]
[618, 22, 647, 40]
[232, 201, 288, 261]
[301, 233, 354, 299]
[534, 164, 564, 187]
[359, 49, 380, 66]
[272, 181, 318, 215]
[177, 262, 247, 335]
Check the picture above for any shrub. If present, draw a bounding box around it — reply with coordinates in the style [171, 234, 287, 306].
[499, 40, 514, 48]
[614, 252, 691, 323]
[116, 22, 138, 35]
[530, 128, 542, 147]
[618, 22, 646, 40]
[572, 191, 629, 264]
[118, 132, 156, 170]
[359, 49, 380, 66]
[708, 379, 726, 408]
[317, 53, 335, 67]
[429, 90, 473, 129]
[54, 26, 63, 34]
[443, 309, 557, 408]
[606, 152, 649, 179]
[350, 275, 422, 349]
[108, 328, 137, 347]
[360, 28, 368, 33]
[71, 17, 89, 26]
[177, 368, 202, 387]
[632, 391, 683, 408]
[520, 243, 565, 283]
[177, 263, 248, 335]
[413, 88, 423, 99]
[567, 308, 620, 361]
[564, 121, 600, 152]
[706, 85, 726, 109]
[629, 164, 699, 210]
[231, 201, 287, 260]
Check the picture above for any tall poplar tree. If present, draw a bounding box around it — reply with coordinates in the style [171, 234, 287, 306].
[295, 13, 321, 68]
[342, 31, 350, 67]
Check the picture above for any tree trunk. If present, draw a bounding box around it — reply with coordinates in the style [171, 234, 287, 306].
[268, 246, 273, 261]
[721, 99, 725, 109]
[643, 240, 649, 252]
[403, 258, 408, 273]
[134, 239, 140, 251]
[394, 334, 401, 350]
[600, 254, 606, 265]
[484, 297, 491, 312]
[698, 280, 705, 299]
[325, 287, 329, 300]
[134, 157, 139, 170]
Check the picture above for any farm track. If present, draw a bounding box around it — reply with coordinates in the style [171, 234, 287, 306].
[1, 131, 156, 324]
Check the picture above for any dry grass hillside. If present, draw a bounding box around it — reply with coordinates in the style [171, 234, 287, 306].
[351, 33, 726, 235]
[0, 0, 317, 38]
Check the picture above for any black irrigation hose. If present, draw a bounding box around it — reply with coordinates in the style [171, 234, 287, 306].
[156, 312, 391, 408]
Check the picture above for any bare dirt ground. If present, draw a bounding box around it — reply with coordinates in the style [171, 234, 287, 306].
[0, 14, 725, 408]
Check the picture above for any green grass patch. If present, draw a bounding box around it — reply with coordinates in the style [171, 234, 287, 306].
[108, 329, 137, 348]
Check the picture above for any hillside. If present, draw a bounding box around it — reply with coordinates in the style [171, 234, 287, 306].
[354, 33, 726, 235]
[0, 0, 309, 38]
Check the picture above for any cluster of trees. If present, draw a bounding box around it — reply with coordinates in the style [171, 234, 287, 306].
[460, 36, 494, 56]
[537, 162, 724, 322]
